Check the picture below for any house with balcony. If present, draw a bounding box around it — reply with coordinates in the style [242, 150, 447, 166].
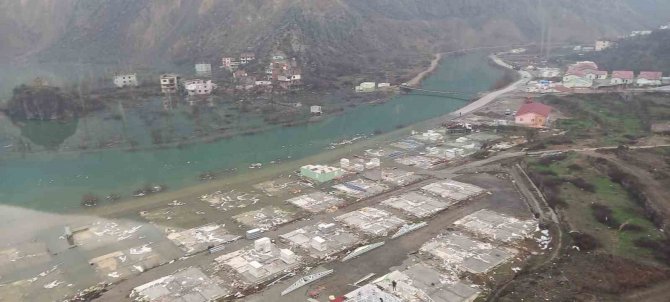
[160, 74, 181, 94]
[113, 74, 139, 88]
[240, 52, 256, 65]
[184, 79, 217, 96]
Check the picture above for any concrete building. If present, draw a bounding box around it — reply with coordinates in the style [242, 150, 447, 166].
[595, 40, 612, 51]
[637, 71, 663, 86]
[515, 102, 552, 128]
[310, 105, 323, 115]
[610, 70, 635, 85]
[113, 74, 139, 88]
[300, 165, 343, 183]
[160, 74, 181, 94]
[355, 82, 376, 92]
[222, 57, 239, 71]
[240, 52, 256, 64]
[184, 79, 217, 96]
[195, 63, 212, 76]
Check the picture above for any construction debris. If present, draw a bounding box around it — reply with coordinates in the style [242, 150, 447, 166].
[332, 178, 389, 199]
[233, 207, 295, 231]
[287, 191, 345, 213]
[215, 238, 301, 285]
[166, 224, 241, 255]
[130, 267, 229, 302]
[421, 180, 485, 201]
[381, 191, 451, 218]
[373, 263, 481, 302]
[394, 155, 445, 170]
[454, 209, 537, 243]
[280, 222, 360, 258]
[419, 232, 516, 275]
[335, 207, 406, 236]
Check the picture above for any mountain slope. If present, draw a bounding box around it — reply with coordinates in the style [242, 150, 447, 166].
[1, 0, 670, 83]
[586, 30, 670, 74]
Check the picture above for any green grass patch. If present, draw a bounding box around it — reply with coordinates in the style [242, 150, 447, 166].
[542, 93, 663, 145]
[527, 154, 665, 263]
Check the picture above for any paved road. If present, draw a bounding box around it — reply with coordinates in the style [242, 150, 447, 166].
[452, 55, 531, 117]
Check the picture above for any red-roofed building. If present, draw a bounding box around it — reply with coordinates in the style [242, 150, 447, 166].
[637, 71, 663, 86]
[611, 71, 635, 85]
[515, 102, 552, 128]
[563, 61, 606, 87]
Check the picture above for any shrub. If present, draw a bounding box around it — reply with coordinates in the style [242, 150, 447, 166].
[471, 150, 489, 160]
[619, 223, 644, 232]
[634, 238, 670, 265]
[570, 232, 601, 251]
[567, 177, 596, 192]
[591, 203, 620, 228]
[567, 163, 583, 171]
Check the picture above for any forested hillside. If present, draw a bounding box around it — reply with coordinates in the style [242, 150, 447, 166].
[589, 30, 670, 74]
[1, 0, 669, 82]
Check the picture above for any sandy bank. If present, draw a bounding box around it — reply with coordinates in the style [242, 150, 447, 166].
[406, 53, 443, 87]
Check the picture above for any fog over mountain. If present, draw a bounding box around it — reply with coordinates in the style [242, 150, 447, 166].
[1, 0, 669, 80]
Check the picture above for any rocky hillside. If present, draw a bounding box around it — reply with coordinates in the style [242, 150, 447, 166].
[2, 0, 670, 83]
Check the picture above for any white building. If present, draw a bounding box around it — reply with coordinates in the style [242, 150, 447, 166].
[160, 74, 181, 94]
[113, 74, 139, 88]
[255, 80, 272, 86]
[637, 71, 663, 86]
[610, 71, 635, 85]
[184, 79, 217, 96]
[355, 82, 376, 92]
[300, 165, 343, 182]
[310, 105, 323, 115]
[595, 40, 612, 51]
[631, 30, 652, 37]
[195, 63, 212, 76]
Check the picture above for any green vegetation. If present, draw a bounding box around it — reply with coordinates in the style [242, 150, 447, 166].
[542, 93, 669, 145]
[526, 153, 666, 263]
[5, 84, 80, 120]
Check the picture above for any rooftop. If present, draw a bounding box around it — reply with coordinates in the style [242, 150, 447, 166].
[612, 70, 634, 79]
[516, 102, 552, 117]
[639, 71, 663, 80]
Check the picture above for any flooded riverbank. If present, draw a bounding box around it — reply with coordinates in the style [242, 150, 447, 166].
[0, 51, 504, 212]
